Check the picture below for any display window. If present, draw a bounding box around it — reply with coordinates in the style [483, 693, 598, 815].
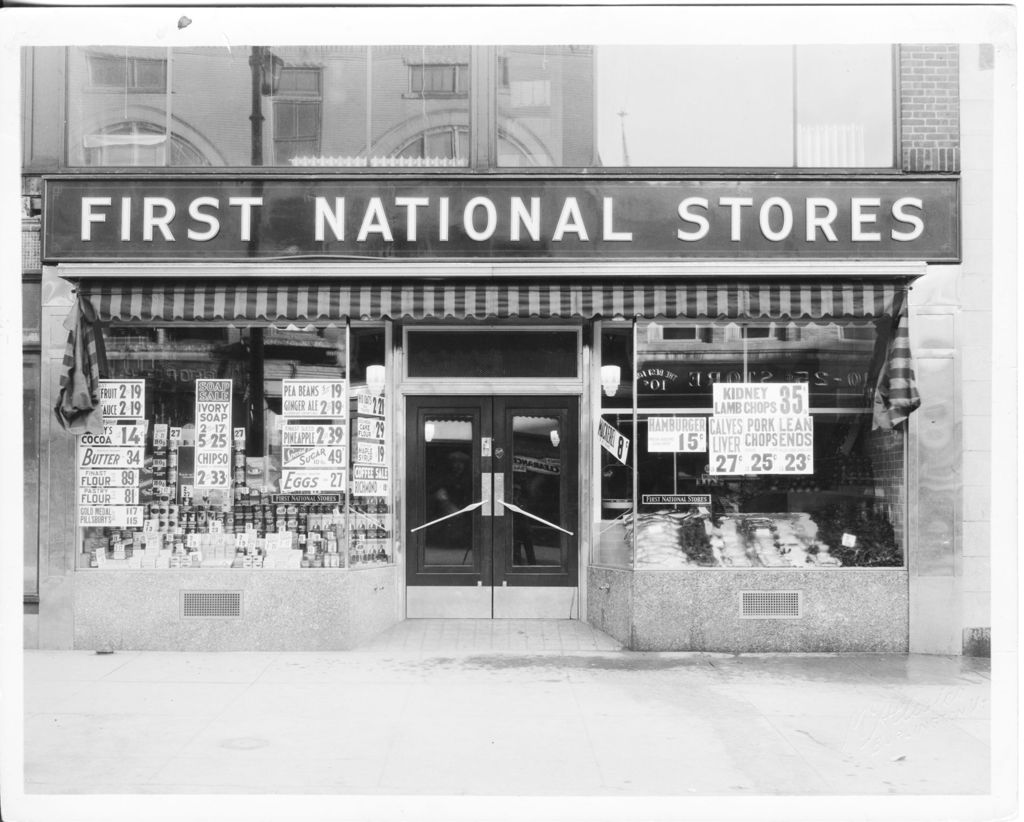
[76, 322, 393, 570]
[595, 316, 906, 570]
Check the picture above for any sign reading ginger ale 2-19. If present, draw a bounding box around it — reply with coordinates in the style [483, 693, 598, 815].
[194, 379, 232, 489]
[709, 383, 814, 475]
[282, 380, 346, 418]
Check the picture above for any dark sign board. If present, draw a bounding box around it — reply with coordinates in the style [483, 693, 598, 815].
[44, 177, 959, 263]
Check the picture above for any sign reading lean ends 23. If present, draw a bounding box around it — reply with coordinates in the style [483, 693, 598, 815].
[44, 178, 959, 262]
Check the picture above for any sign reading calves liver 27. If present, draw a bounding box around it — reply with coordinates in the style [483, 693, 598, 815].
[44, 178, 959, 262]
[709, 383, 813, 475]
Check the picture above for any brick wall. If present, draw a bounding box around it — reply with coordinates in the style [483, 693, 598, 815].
[900, 44, 960, 171]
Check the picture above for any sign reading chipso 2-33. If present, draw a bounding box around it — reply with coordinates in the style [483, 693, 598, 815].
[44, 178, 959, 262]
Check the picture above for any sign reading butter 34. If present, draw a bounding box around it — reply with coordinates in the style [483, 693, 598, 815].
[709, 383, 813, 475]
[45, 178, 959, 262]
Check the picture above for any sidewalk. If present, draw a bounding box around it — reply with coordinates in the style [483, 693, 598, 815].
[21, 620, 991, 801]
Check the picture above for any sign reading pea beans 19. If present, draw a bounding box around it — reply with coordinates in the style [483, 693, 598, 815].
[279, 380, 347, 493]
[709, 383, 813, 475]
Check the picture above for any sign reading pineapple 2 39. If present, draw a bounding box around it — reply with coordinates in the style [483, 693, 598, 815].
[282, 380, 346, 418]
[194, 379, 232, 489]
[709, 383, 813, 475]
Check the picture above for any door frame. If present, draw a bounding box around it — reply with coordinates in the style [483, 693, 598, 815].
[394, 323, 590, 619]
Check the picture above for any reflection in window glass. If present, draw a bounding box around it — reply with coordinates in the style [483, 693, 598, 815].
[594, 318, 905, 570]
[78, 324, 393, 570]
[423, 416, 474, 567]
[24, 356, 40, 596]
[511, 415, 563, 567]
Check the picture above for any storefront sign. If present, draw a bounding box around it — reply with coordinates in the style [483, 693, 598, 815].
[354, 441, 387, 465]
[99, 380, 145, 420]
[44, 178, 959, 262]
[641, 494, 712, 506]
[351, 465, 389, 498]
[78, 423, 147, 448]
[79, 487, 140, 507]
[647, 417, 707, 452]
[79, 505, 145, 527]
[79, 468, 140, 487]
[281, 380, 346, 418]
[194, 379, 232, 489]
[709, 383, 814, 475]
[280, 424, 347, 447]
[598, 419, 630, 465]
[280, 469, 346, 493]
[270, 493, 344, 505]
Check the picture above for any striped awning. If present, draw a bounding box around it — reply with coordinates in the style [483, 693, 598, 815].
[80, 280, 906, 324]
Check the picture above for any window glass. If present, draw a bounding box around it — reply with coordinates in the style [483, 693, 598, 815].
[78, 324, 393, 570]
[594, 318, 905, 570]
[65, 45, 471, 167]
[503, 44, 894, 168]
[407, 330, 578, 378]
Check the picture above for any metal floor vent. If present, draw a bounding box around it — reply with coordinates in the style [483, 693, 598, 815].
[181, 590, 243, 619]
[739, 590, 802, 619]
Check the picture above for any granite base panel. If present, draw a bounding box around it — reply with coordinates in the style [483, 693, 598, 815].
[73, 568, 400, 651]
[585, 567, 633, 646]
[588, 568, 908, 652]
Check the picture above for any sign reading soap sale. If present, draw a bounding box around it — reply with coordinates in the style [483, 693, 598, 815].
[709, 383, 813, 475]
[282, 380, 346, 418]
[194, 379, 232, 489]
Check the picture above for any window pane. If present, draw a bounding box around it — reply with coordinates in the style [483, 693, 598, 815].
[407, 331, 577, 378]
[78, 325, 394, 570]
[497, 46, 595, 167]
[423, 416, 474, 567]
[796, 45, 894, 167]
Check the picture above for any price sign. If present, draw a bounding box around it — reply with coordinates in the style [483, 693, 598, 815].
[152, 423, 168, 449]
[282, 380, 346, 418]
[709, 383, 813, 475]
[194, 379, 232, 489]
[281, 445, 346, 468]
[79, 487, 139, 507]
[598, 419, 630, 465]
[647, 417, 707, 453]
[352, 479, 390, 497]
[354, 441, 387, 465]
[356, 392, 385, 417]
[77, 445, 143, 469]
[78, 505, 145, 527]
[281, 424, 346, 447]
[79, 469, 140, 488]
[280, 469, 346, 493]
[99, 380, 145, 420]
[356, 417, 386, 441]
[79, 423, 147, 448]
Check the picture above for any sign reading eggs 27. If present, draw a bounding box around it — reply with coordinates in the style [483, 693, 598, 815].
[43, 178, 959, 262]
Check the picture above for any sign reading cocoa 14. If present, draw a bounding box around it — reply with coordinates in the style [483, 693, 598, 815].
[43, 179, 959, 261]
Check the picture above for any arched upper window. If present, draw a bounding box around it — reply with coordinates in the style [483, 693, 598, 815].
[83, 121, 211, 167]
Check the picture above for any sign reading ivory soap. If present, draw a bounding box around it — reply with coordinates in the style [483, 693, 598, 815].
[194, 379, 232, 489]
[647, 417, 707, 453]
[709, 383, 813, 475]
[282, 380, 346, 418]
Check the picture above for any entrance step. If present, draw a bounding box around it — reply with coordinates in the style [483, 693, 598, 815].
[357, 619, 622, 654]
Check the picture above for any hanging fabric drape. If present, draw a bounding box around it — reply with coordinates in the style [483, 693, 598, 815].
[78, 280, 906, 324]
[54, 294, 108, 434]
[872, 306, 921, 430]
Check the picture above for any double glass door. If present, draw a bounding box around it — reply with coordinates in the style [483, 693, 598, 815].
[406, 395, 579, 618]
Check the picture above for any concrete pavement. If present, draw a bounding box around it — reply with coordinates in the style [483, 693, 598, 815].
[16, 619, 996, 816]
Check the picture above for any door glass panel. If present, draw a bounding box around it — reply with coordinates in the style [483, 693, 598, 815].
[423, 416, 474, 566]
[510, 415, 563, 567]
[407, 331, 578, 378]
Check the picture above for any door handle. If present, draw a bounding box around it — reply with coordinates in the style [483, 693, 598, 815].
[493, 473, 504, 517]
[496, 500, 575, 536]
[409, 500, 486, 533]
[481, 472, 492, 517]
